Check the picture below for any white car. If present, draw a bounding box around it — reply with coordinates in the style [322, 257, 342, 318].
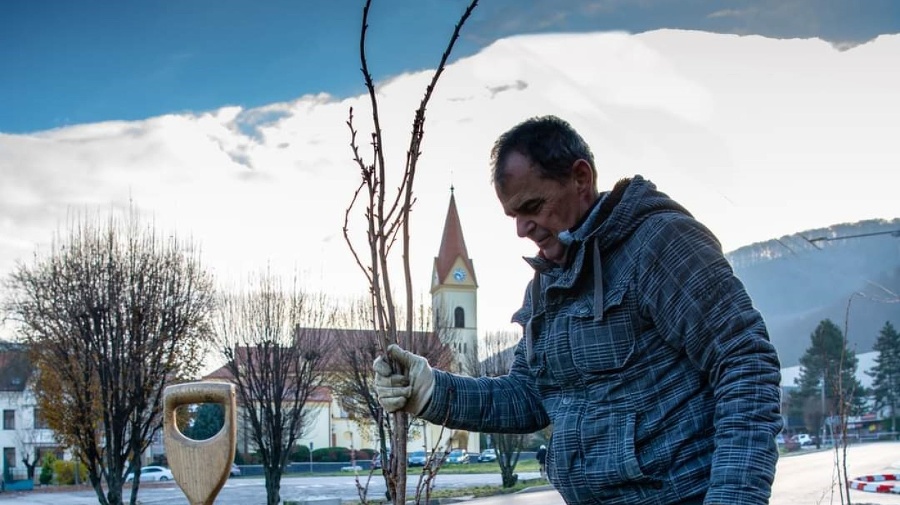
[791, 433, 814, 446]
[446, 449, 470, 464]
[125, 465, 174, 482]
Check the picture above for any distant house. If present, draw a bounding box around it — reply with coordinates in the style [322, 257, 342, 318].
[0, 341, 66, 482]
[203, 326, 458, 458]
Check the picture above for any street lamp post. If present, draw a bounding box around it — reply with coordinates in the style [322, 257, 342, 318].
[821, 375, 827, 445]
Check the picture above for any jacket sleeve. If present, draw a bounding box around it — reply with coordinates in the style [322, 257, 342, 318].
[418, 285, 551, 434]
[637, 213, 783, 505]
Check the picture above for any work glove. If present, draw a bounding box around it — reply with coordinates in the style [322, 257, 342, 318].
[373, 344, 434, 416]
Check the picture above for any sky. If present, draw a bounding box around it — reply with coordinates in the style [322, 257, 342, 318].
[1, 1, 899, 344]
[3, 0, 899, 132]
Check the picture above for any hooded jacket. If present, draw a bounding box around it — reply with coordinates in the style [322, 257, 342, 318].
[421, 176, 783, 505]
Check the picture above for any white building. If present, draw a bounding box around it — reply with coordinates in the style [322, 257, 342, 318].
[0, 343, 65, 483]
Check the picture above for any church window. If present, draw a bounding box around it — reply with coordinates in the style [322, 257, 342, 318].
[454, 307, 465, 328]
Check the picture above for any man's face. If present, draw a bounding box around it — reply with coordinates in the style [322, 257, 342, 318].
[495, 151, 594, 264]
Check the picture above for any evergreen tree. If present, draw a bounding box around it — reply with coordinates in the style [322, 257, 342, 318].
[184, 403, 225, 441]
[791, 319, 866, 437]
[868, 321, 900, 433]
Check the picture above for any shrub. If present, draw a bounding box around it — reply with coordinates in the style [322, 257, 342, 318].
[52, 460, 87, 485]
[39, 455, 55, 485]
[290, 445, 310, 462]
[312, 447, 351, 462]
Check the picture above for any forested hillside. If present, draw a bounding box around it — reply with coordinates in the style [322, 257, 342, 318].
[728, 218, 900, 367]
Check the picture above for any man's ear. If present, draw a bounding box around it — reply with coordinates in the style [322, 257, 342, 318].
[572, 159, 594, 194]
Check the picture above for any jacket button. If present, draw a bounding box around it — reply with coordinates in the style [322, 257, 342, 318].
[651, 481, 664, 490]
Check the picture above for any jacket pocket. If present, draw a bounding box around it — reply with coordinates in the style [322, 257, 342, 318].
[567, 287, 635, 374]
[582, 411, 656, 488]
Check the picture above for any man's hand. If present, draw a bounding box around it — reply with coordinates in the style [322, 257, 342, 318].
[373, 344, 435, 415]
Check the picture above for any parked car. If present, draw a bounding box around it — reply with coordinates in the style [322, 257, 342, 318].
[125, 465, 174, 482]
[791, 433, 814, 446]
[372, 451, 393, 469]
[775, 434, 785, 445]
[478, 448, 497, 463]
[230, 463, 241, 477]
[446, 449, 470, 464]
[408, 450, 429, 466]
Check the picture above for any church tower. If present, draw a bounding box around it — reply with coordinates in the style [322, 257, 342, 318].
[431, 187, 478, 376]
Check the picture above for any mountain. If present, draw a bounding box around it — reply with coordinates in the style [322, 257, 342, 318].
[728, 218, 900, 367]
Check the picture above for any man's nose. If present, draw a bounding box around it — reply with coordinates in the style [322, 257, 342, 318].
[516, 216, 533, 238]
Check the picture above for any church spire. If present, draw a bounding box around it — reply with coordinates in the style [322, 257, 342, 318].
[433, 187, 477, 290]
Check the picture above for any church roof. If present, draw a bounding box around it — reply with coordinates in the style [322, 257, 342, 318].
[434, 189, 477, 286]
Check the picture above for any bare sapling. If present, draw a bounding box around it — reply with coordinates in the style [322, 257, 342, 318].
[341, 1, 478, 503]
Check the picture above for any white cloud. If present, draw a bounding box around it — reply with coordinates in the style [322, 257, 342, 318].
[1, 29, 897, 340]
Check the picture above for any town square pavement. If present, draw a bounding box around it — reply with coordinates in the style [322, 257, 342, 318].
[1, 443, 899, 504]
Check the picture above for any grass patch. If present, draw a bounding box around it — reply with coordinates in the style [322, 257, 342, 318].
[430, 477, 545, 498]
[416, 459, 540, 475]
[336, 476, 549, 505]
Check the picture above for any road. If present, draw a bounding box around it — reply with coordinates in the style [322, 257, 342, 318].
[770, 442, 900, 505]
[2, 443, 900, 504]
[0, 472, 542, 504]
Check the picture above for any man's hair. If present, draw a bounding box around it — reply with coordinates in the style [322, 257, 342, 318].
[490, 115, 596, 189]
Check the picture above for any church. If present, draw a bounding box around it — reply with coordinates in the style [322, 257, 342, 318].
[207, 188, 482, 459]
[429, 186, 479, 378]
[301, 187, 480, 457]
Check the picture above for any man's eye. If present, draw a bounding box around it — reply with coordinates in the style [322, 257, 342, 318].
[521, 200, 543, 214]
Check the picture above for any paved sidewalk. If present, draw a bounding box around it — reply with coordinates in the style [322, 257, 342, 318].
[462, 442, 900, 505]
[771, 442, 900, 505]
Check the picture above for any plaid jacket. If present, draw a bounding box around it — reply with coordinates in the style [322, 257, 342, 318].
[422, 176, 782, 505]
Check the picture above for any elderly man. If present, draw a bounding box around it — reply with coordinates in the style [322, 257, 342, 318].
[375, 115, 782, 505]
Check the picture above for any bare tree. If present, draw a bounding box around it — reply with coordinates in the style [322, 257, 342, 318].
[330, 298, 454, 504]
[213, 271, 331, 505]
[833, 290, 897, 505]
[330, 299, 384, 425]
[342, 1, 478, 503]
[3, 209, 214, 505]
[481, 329, 526, 488]
[331, 299, 453, 423]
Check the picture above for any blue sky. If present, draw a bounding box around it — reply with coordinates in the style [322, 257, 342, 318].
[2, 0, 899, 133]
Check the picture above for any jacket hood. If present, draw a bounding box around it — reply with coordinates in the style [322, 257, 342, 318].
[559, 175, 692, 253]
[519, 175, 693, 326]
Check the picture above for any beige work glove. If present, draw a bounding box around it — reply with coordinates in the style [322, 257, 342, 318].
[373, 344, 434, 416]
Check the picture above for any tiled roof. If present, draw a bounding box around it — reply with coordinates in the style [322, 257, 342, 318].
[434, 189, 477, 286]
[0, 341, 33, 392]
[203, 327, 449, 381]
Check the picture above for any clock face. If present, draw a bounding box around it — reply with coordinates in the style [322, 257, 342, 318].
[452, 268, 467, 282]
